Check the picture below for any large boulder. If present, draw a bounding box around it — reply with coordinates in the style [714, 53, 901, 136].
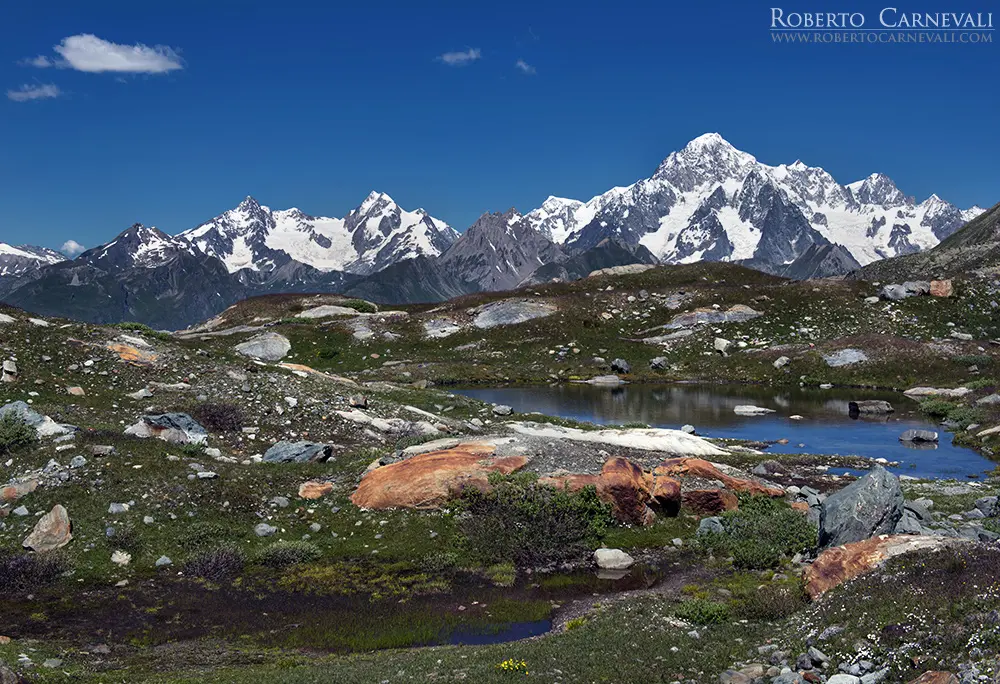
[0, 401, 72, 438]
[665, 305, 761, 329]
[351, 442, 528, 509]
[125, 413, 208, 445]
[594, 548, 634, 570]
[908, 673, 959, 684]
[471, 300, 556, 329]
[234, 332, 291, 361]
[805, 535, 964, 599]
[848, 400, 894, 415]
[929, 280, 954, 298]
[263, 441, 335, 464]
[823, 349, 869, 367]
[818, 466, 903, 547]
[596, 457, 655, 526]
[654, 458, 784, 498]
[22, 504, 72, 553]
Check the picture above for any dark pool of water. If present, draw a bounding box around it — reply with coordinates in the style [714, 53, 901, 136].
[455, 383, 994, 480]
[448, 620, 552, 645]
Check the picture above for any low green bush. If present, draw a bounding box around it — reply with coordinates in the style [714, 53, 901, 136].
[116, 322, 172, 341]
[106, 522, 144, 554]
[184, 545, 247, 581]
[0, 413, 37, 455]
[192, 402, 245, 433]
[179, 522, 238, 551]
[340, 299, 378, 314]
[966, 378, 996, 391]
[255, 541, 322, 569]
[675, 598, 730, 625]
[919, 398, 984, 428]
[456, 472, 614, 567]
[697, 495, 816, 570]
[732, 583, 809, 621]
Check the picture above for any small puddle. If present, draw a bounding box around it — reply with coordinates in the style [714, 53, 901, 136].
[455, 383, 995, 480]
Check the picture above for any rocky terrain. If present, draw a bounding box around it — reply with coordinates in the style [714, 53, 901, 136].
[2, 260, 1000, 683]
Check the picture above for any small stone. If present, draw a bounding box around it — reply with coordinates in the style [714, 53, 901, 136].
[255, 523, 277, 537]
[155, 556, 172, 567]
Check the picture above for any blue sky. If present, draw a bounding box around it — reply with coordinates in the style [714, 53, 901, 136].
[0, 0, 996, 253]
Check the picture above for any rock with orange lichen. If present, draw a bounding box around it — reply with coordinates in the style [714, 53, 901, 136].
[351, 442, 527, 510]
[804, 534, 964, 599]
[682, 489, 739, 515]
[298, 481, 334, 499]
[105, 342, 158, 365]
[1, 479, 37, 503]
[654, 458, 784, 498]
[596, 457, 655, 526]
[908, 672, 959, 684]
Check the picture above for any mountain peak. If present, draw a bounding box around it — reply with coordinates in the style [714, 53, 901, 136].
[653, 133, 755, 189]
[237, 195, 262, 210]
[359, 191, 396, 212]
[684, 132, 733, 150]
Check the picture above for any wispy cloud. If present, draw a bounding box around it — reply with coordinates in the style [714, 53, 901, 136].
[21, 34, 183, 74]
[6, 83, 61, 102]
[61, 240, 86, 257]
[438, 48, 481, 66]
[515, 59, 536, 75]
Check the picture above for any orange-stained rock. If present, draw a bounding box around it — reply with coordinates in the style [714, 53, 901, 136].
[351, 442, 527, 509]
[298, 481, 334, 499]
[597, 457, 655, 526]
[651, 476, 682, 516]
[655, 458, 784, 497]
[790, 501, 811, 514]
[929, 280, 954, 298]
[805, 534, 962, 599]
[22, 504, 72, 553]
[1, 479, 37, 503]
[106, 342, 158, 365]
[682, 489, 739, 515]
[538, 473, 601, 492]
[908, 672, 959, 684]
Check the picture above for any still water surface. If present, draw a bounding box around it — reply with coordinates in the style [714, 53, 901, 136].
[455, 384, 994, 480]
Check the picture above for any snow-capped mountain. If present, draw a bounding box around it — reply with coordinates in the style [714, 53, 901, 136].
[177, 193, 457, 277]
[79, 224, 187, 270]
[525, 133, 984, 268]
[0, 243, 66, 277]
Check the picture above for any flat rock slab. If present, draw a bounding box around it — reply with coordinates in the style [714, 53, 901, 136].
[849, 400, 894, 415]
[904, 386, 971, 399]
[423, 318, 462, 338]
[508, 422, 729, 457]
[823, 348, 869, 367]
[665, 305, 761, 330]
[296, 305, 363, 319]
[234, 331, 291, 361]
[471, 300, 556, 329]
[0, 400, 73, 438]
[105, 342, 158, 365]
[263, 441, 335, 464]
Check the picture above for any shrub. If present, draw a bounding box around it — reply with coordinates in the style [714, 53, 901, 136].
[919, 399, 984, 428]
[0, 413, 37, 455]
[953, 355, 994, 368]
[184, 545, 246, 581]
[732, 583, 809, 621]
[106, 522, 144, 554]
[116, 322, 172, 341]
[698, 495, 816, 570]
[966, 378, 996, 391]
[340, 299, 378, 314]
[456, 472, 614, 567]
[179, 522, 238, 550]
[0, 552, 69, 593]
[255, 541, 322, 569]
[192, 402, 245, 433]
[675, 598, 730, 625]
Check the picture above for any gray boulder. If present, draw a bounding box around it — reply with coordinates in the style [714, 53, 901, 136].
[879, 284, 909, 301]
[234, 332, 291, 361]
[849, 400, 893, 415]
[610, 358, 631, 374]
[697, 517, 725, 536]
[124, 413, 207, 445]
[262, 441, 335, 464]
[819, 465, 903, 547]
[0, 400, 73, 438]
[975, 496, 999, 517]
[899, 429, 938, 443]
[976, 393, 1000, 406]
[594, 548, 634, 570]
[902, 281, 931, 296]
[649, 356, 669, 370]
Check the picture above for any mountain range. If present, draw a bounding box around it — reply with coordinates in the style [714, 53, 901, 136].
[0, 133, 985, 329]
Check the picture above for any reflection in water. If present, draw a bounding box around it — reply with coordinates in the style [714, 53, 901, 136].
[455, 384, 994, 481]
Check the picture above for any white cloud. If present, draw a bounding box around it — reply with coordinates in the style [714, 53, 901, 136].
[438, 48, 481, 66]
[515, 59, 536, 75]
[6, 84, 61, 102]
[60, 240, 86, 257]
[22, 34, 183, 74]
[19, 55, 53, 68]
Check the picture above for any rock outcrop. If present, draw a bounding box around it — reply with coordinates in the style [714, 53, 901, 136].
[22, 504, 72, 553]
[234, 332, 291, 361]
[805, 534, 964, 598]
[124, 413, 208, 445]
[351, 442, 528, 510]
[819, 466, 903, 547]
